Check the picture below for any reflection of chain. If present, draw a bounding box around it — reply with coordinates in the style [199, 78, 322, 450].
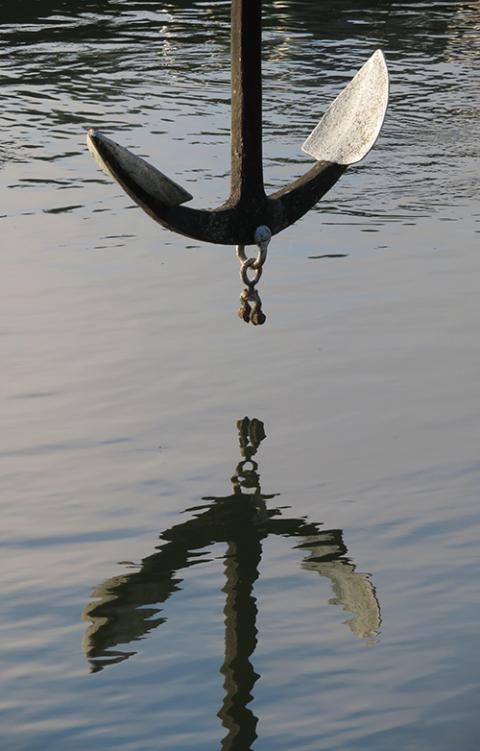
[236, 226, 271, 326]
[233, 417, 266, 492]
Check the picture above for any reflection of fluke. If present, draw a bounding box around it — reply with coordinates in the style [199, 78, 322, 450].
[83, 419, 380, 749]
[86, 0, 389, 324]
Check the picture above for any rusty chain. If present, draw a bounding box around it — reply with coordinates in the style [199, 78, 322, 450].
[236, 225, 271, 326]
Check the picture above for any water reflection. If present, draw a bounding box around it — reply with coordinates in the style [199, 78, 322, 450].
[83, 418, 380, 746]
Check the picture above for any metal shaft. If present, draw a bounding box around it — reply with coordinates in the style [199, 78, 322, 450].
[230, 0, 265, 205]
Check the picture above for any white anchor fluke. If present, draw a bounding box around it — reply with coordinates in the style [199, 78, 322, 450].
[302, 49, 389, 166]
[86, 129, 193, 207]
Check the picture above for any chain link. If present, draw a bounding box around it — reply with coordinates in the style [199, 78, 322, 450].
[236, 225, 271, 326]
[240, 257, 263, 288]
[233, 417, 265, 492]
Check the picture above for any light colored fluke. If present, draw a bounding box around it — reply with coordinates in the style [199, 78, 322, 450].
[301, 536, 381, 643]
[86, 129, 193, 207]
[302, 49, 389, 166]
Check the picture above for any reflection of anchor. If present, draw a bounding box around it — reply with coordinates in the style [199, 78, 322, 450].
[87, 0, 388, 323]
[83, 418, 380, 749]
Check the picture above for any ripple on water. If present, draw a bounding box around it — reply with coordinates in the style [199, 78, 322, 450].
[1, 2, 479, 750]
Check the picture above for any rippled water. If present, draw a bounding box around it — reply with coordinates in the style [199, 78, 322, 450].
[1, 1, 479, 749]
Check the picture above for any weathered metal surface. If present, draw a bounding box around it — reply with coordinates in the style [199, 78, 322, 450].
[87, 127, 347, 245]
[302, 49, 389, 165]
[87, 129, 193, 206]
[229, 0, 265, 206]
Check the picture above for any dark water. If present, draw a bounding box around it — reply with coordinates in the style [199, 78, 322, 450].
[1, 2, 479, 749]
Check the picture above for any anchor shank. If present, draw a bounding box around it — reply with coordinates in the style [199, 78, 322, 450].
[230, 0, 265, 206]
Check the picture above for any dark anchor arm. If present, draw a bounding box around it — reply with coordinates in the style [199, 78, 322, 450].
[266, 161, 347, 236]
[87, 128, 346, 244]
[87, 0, 389, 246]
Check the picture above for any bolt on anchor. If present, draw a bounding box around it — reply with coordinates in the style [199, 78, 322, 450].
[86, 0, 389, 325]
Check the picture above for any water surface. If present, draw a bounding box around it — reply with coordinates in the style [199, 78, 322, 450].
[1, 1, 479, 749]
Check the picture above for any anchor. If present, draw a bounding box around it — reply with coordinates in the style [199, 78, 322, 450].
[87, 0, 389, 324]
